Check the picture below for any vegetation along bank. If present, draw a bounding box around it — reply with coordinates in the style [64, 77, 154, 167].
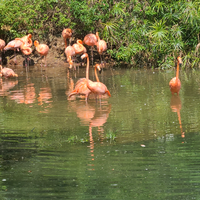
[0, 0, 200, 68]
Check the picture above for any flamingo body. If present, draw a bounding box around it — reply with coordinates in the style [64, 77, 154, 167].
[72, 40, 86, 55]
[65, 45, 75, 69]
[21, 34, 32, 47]
[34, 40, 49, 66]
[62, 28, 72, 47]
[4, 39, 22, 51]
[83, 34, 97, 46]
[0, 65, 18, 78]
[0, 39, 5, 51]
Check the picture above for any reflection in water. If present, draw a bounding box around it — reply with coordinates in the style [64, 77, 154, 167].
[0, 79, 18, 96]
[10, 83, 36, 105]
[170, 95, 184, 138]
[69, 101, 111, 170]
[38, 87, 53, 113]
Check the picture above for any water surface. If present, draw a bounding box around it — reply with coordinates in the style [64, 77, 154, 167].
[0, 64, 200, 199]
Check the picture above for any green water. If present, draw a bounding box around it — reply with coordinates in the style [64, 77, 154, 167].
[0, 64, 200, 199]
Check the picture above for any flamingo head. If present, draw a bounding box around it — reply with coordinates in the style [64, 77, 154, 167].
[177, 57, 183, 65]
[77, 39, 83, 44]
[34, 40, 39, 47]
[81, 53, 88, 60]
[95, 64, 102, 74]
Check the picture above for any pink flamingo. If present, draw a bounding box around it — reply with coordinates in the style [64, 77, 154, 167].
[82, 53, 111, 102]
[0, 39, 5, 64]
[0, 65, 18, 78]
[83, 33, 98, 66]
[21, 34, 32, 47]
[64, 45, 76, 69]
[62, 28, 72, 48]
[96, 32, 107, 64]
[72, 39, 87, 55]
[169, 57, 183, 95]
[15, 38, 32, 67]
[34, 40, 49, 67]
[4, 39, 23, 64]
[68, 56, 102, 102]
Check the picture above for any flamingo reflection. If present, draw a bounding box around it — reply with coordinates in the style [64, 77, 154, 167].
[69, 101, 111, 170]
[0, 79, 18, 96]
[170, 95, 184, 138]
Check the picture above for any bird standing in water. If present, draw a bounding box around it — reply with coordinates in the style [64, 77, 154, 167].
[65, 45, 76, 69]
[34, 40, 49, 67]
[169, 57, 183, 95]
[82, 53, 111, 102]
[68, 55, 102, 102]
[62, 28, 72, 48]
[0, 65, 18, 78]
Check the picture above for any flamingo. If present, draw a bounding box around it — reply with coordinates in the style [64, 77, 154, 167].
[96, 32, 107, 64]
[21, 34, 32, 47]
[4, 39, 23, 64]
[62, 28, 72, 48]
[83, 33, 98, 66]
[64, 45, 76, 69]
[82, 53, 111, 102]
[169, 57, 183, 95]
[0, 39, 5, 64]
[0, 65, 18, 78]
[15, 38, 32, 67]
[68, 57, 102, 101]
[72, 39, 87, 55]
[34, 40, 49, 67]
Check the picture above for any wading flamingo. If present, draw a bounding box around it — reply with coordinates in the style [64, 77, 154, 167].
[62, 28, 72, 48]
[83, 53, 111, 102]
[68, 57, 102, 102]
[169, 57, 183, 95]
[83, 33, 98, 66]
[34, 40, 49, 67]
[0, 65, 18, 78]
[0, 39, 5, 64]
[96, 32, 107, 64]
[4, 39, 23, 64]
[64, 45, 76, 69]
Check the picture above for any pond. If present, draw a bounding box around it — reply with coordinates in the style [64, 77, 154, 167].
[0, 63, 200, 200]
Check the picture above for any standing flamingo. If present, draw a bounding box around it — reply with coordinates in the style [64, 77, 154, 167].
[64, 45, 76, 69]
[4, 39, 23, 64]
[96, 32, 107, 64]
[34, 40, 49, 67]
[15, 38, 32, 67]
[62, 28, 72, 48]
[0, 65, 18, 78]
[82, 53, 111, 102]
[0, 39, 5, 64]
[83, 33, 98, 66]
[68, 57, 102, 102]
[169, 57, 183, 95]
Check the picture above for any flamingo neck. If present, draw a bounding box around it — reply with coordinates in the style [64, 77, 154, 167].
[86, 56, 89, 81]
[176, 62, 179, 81]
[94, 66, 100, 82]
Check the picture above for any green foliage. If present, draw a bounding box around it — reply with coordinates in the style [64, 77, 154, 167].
[1, 0, 200, 68]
